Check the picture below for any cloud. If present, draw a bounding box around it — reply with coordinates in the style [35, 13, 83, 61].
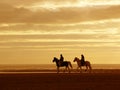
[0, 2, 120, 24]
[0, 3, 31, 23]
[0, 0, 78, 5]
[0, 1, 120, 50]
[1, 0, 120, 7]
[0, 18, 120, 34]
[0, 37, 120, 51]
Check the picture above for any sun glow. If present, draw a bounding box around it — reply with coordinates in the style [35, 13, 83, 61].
[25, 0, 120, 11]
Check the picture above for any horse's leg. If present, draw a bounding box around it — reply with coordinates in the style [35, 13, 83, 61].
[68, 62, 73, 68]
[85, 65, 88, 72]
[89, 64, 92, 73]
[57, 67, 59, 73]
[77, 66, 80, 72]
[67, 66, 70, 73]
[63, 66, 67, 73]
[80, 66, 82, 73]
[66, 66, 70, 73]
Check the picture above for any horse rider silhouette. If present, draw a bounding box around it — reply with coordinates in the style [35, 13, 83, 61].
[59, 54, 64, 66]
[81, 54, 85, 66]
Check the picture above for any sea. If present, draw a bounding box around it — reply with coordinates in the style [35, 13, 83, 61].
[0, 64, 120, 73]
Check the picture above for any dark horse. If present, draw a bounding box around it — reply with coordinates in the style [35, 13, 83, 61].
[53, 57, 72, 73]
[73, 57, 92, 73]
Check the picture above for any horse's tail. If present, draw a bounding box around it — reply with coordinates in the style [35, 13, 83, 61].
[68, 62, 73, 68]
[88, 61, 92, 70]
[86, 61, 92, 70]
[89, 63, 92, 70]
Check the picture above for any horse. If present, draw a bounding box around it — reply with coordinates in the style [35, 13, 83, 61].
[53, 57, 72, 73]
[73, 57, 92, 73]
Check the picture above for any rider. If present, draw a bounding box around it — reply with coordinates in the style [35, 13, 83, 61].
[59, 54, 64, 66]
[81, 54, 85, 66]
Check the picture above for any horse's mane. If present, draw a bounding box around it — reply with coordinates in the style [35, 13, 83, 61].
[75, 57, 80, 60]
[54, 57, 59, 60]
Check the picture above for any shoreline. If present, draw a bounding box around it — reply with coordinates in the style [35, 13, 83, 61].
[1, 69, 120, 73]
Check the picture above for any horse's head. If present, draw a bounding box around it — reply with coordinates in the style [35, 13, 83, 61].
[73, 57, 79, 62]
[52, 57, 58, 63]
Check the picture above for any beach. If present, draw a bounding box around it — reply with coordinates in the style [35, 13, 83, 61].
[0, 70, 120, 90]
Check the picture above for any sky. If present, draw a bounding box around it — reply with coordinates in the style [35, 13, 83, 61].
[0, 0, 120, 64]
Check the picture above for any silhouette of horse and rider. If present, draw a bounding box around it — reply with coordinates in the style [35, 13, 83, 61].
[73, 55, 92, 73]
[53, 54, 92, 73]
[53, 54, 72, 73]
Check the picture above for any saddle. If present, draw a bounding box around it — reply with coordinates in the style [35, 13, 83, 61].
[59, 61, 63, 66]
[81, 61, 85, 66]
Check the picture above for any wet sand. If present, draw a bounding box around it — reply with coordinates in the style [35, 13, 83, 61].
[0, 70, 120, 90]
